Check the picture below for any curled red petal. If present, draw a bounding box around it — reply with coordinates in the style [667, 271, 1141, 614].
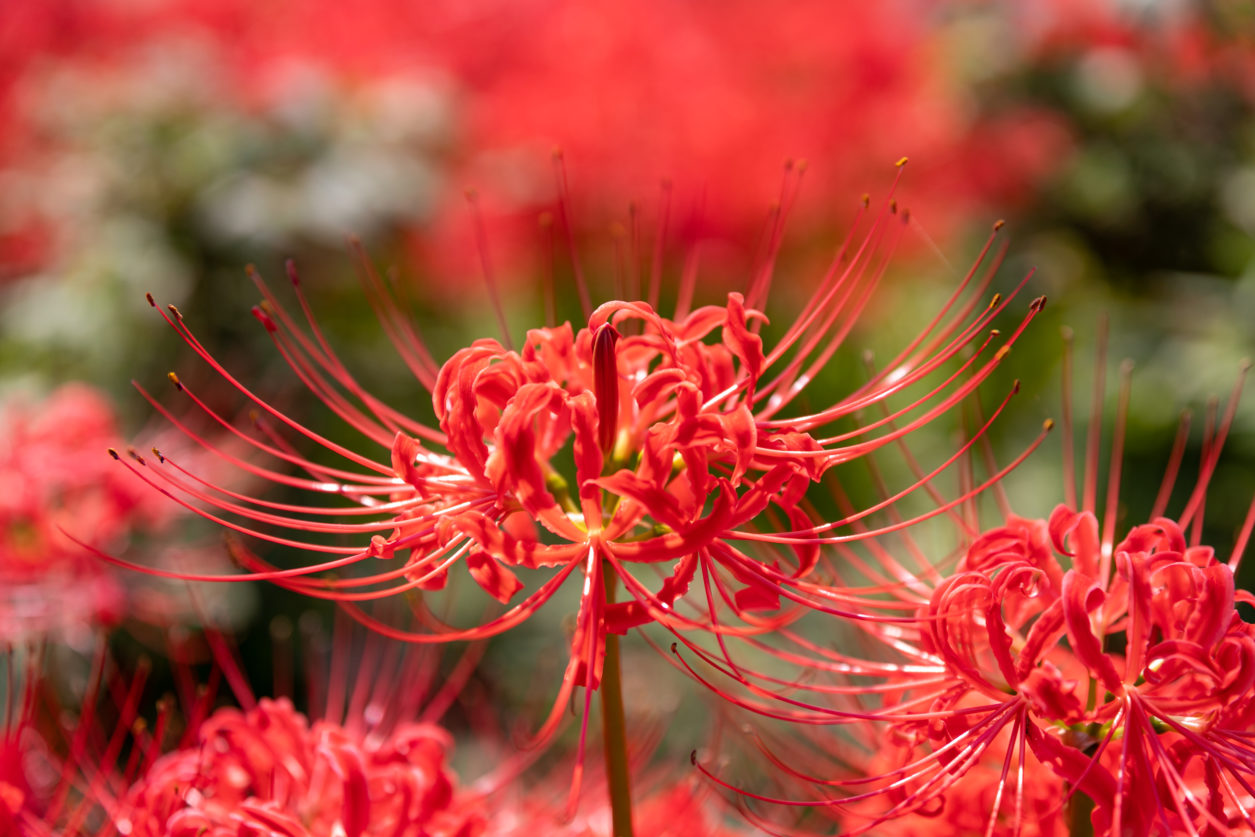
[1061, 570, 1124, 694]
[466, 550, 525, 604]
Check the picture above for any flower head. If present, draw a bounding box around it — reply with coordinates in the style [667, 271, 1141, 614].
[115, 696, 480, 837]
[4, 605, 502, 837]
[698, 343, 1255, 836]
[105, 178, 1043, 805]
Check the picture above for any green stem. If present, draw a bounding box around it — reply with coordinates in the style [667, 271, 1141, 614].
[1067, 785, 1095, 837]
[600, 563, 635, 837]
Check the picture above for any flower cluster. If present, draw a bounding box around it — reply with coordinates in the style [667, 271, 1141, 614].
[115, 697, 480, 837]
[78, 180, 1059, 834]
[940, 508, 1254, 831]
[695, 352, 1255, 836]
[113, 196, 1040, 701]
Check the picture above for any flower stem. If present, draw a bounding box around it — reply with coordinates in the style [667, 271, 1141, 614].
[600, 564, 635, 837]
[1067, 785, 1095, 837]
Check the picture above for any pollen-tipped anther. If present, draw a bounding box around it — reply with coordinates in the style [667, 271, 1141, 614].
[167, 372, 182, 391]
[251, 305, 277, 332]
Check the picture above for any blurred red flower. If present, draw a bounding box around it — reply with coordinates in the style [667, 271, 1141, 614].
[0, 385, 146, 639]
[0, 0, 1071, 282]
[114, 697, 481, 837]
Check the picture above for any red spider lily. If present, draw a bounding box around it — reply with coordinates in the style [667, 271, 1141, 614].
[2, 607, 499, 837]
[99, 174, 1045, 816]
[0, 0, 1068, 283]
[0, 385, 156, 641]
[692, 335, 1255, 837]
[111, 696, 480, 837]
[0, 383, 256, 642]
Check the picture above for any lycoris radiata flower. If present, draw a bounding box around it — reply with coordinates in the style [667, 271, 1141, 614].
[101, 167, 1045, 817]
[695, 333, 1255, 837]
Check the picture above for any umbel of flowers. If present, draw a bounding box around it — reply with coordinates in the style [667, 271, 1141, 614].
[696, 343, 1255, 836]
[1, 610, 757, 837]
[102, 167, 1046, 835]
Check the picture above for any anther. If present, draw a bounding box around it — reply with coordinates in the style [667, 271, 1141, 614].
[107, 448, 120, 460]
[145, 293, 155, 307]
[251, 305, 277, 333]
[993, 219, 1006, 231]
[896, 156, 909, 167]
[167, 372, 183, 391]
